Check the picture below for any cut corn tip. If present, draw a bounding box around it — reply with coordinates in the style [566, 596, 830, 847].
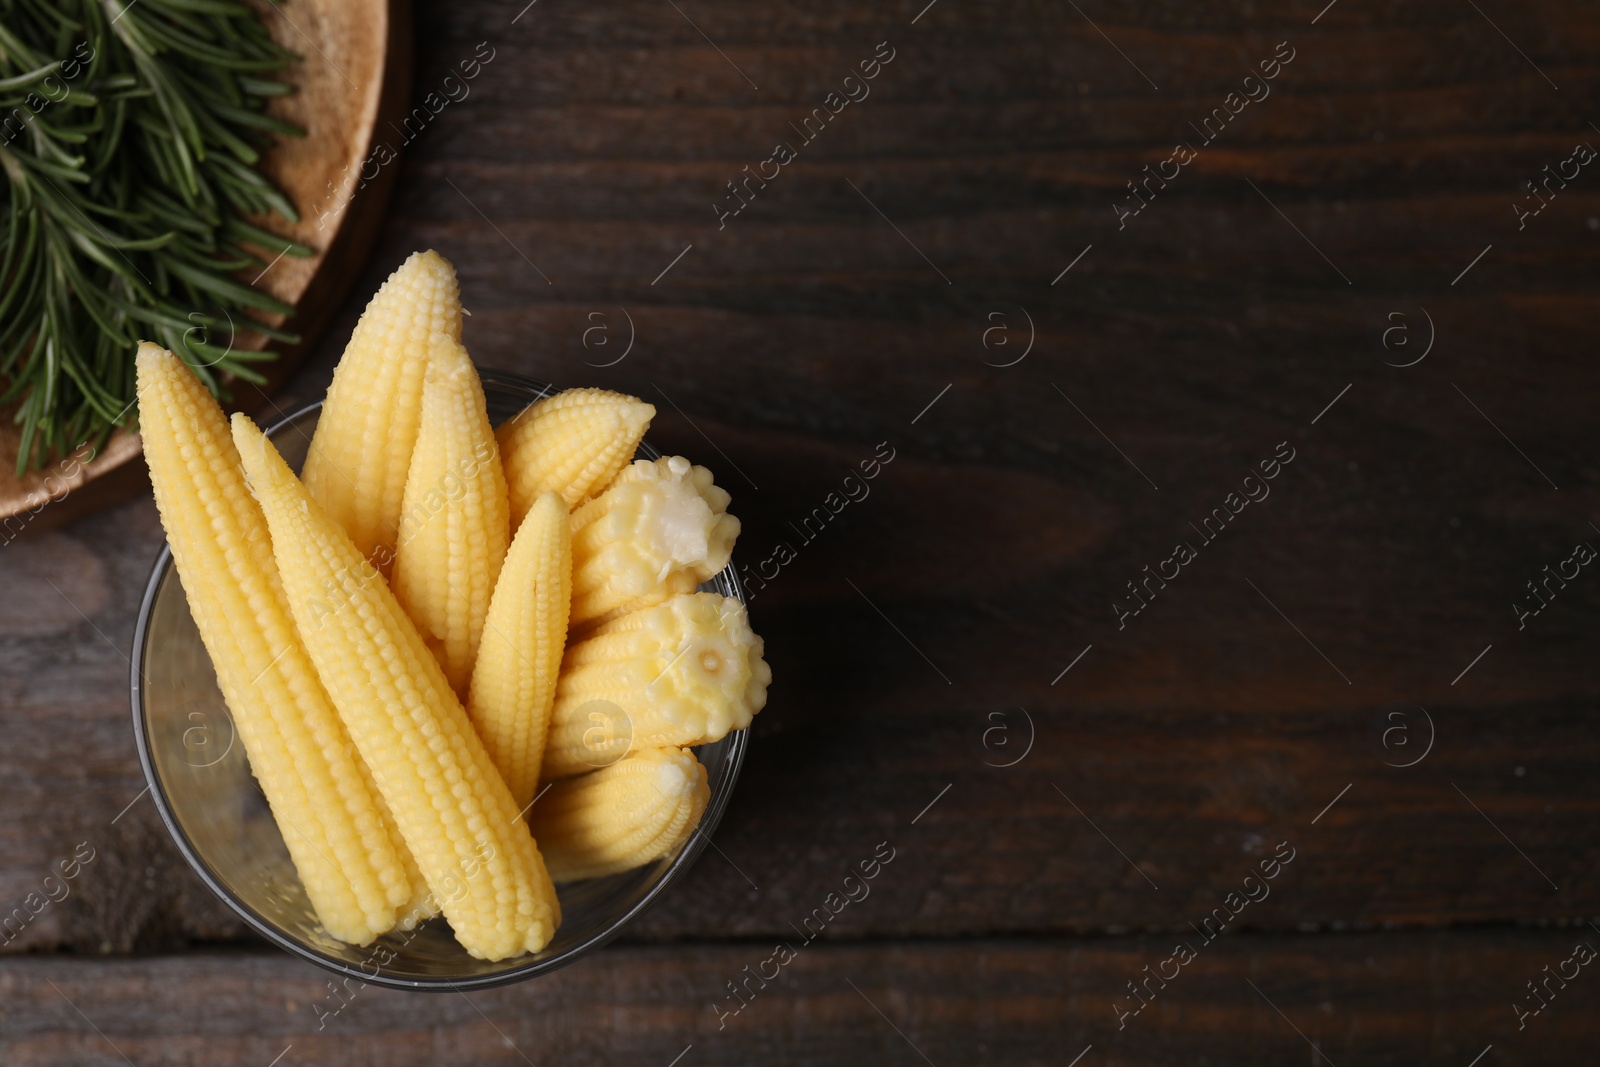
[569, 456, 740, 630]
[497, 387, 655, 522]
[136, 344, 423, 945]
[527, 747, 710, 883]
[391, 336, 511, 697]
[542, 592, 769, 780]
[301, 250, 463, 565]
[232, 412, 560, 961]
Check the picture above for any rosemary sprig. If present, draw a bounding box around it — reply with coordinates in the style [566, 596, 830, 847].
[0, 0, 308, 472]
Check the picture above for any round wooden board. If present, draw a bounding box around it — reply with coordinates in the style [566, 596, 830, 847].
[0, 0, 413, 539]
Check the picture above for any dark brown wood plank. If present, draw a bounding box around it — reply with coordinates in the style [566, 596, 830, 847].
[3, 931, 1598, 1065]
[3, 494, 1596, 950]
[2, 0, 1598, 969]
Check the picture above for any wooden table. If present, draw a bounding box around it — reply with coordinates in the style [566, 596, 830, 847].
[3, 1, 1596, 1063]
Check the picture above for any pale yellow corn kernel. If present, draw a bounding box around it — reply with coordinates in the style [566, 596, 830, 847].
[542, 593, 770, 780]
[466, 492, 571, 811]
[301, 251, 463, 565]
[136, 344, 421, 945]
[528, 748, 709, 883]
[497, 387, 654, 523]
[575, 570, 698, 633]
[232, 414, 560, 962]
[391, 337, 510, 696]
[568, 456, 740, 630]
[359, 759, 439, 931]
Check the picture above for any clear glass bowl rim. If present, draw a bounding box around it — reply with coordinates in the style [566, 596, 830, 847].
[128, 368, 749, 991]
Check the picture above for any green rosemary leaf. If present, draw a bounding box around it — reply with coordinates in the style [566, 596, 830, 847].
[133, 15, 292, 73]
[134, 188, 214, 235]
[0, 59, 61, 91]
[104, 299, 204, 335]
[0, 22, 48, 69]
[231, 317, 298, 344]
[0, 0, 303, 472]
[238, 75, 292, 97]
[221, 215, 310, 257]
[204, 100, 303, 138]
[208, 359, 267, 386]
[156, 0, 257, 16]
[10, 150, 91, 185]
[162, 255, 294, 315]
[220, 345, 283, 362]
[211, 153, 297, 221]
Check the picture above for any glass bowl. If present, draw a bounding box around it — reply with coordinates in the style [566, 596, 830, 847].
[129, 369, 748, 990]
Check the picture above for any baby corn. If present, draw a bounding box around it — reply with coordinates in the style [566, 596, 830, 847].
[391, 337, 510, 696]
[528, 748, 710, 882]
[498, 387, 654, 522]
[233, 414, 560, 961]
[543, 593, 770, 779]
[569, 456, 739, 629]
[466, 491, 571, 811]
[301, 250, 462, 564]
[136, 345, 420, 945]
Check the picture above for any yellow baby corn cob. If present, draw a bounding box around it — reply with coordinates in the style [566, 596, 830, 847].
[391, 337, 511, 696]
[135, 344, 421, 946]
[527, 748, 710, 883]
[232, 414, 560, 962]
[497, 387, 655, 522]
[360, 758, 439, 932]
[573, 571, 698, 635]
[569, 456, 740, 629]
[542, 592, 770, 779]
[466, 491, 571, 811]
[301, 250, 463, 565]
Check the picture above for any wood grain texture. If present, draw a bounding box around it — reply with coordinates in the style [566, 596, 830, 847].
[2, 932, 1598, 1065]
[0, 0, 1595, 1056]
